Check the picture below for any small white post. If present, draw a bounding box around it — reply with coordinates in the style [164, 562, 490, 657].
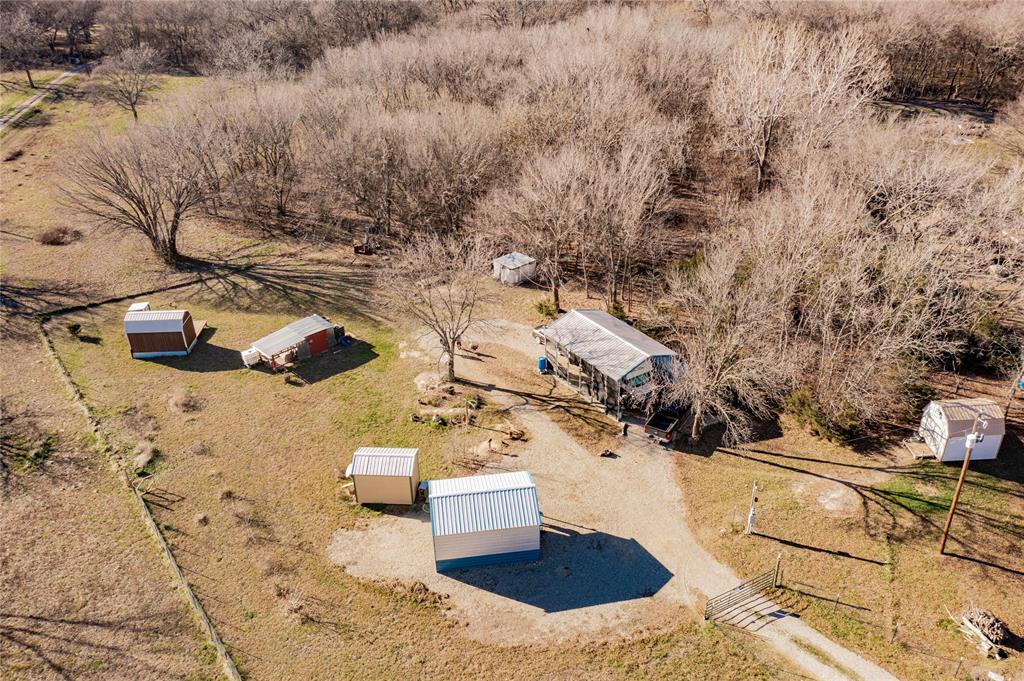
[745, 481, 758, 535]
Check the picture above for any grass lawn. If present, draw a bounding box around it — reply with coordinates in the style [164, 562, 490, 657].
[0, 69, 68, 116]
[48, 278, 781, 680]
[674, 418, 1024, 681]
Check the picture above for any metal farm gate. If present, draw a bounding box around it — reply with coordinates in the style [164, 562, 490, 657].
[704, 555, 781, 621]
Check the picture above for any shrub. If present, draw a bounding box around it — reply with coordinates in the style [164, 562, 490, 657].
[66, 322, 82, 337]
[783, 388, 862, 442]
[168, 388, 201, 413]
[37, 226, 82, 246]
[133, 441, 158, 473]
[534, 297, 557, 319]
[606, 300, 627, 320]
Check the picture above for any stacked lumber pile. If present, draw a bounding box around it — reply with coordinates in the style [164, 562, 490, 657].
[958, 607, 1009, 658]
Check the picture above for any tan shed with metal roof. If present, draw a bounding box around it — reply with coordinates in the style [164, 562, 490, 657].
[918, 398, 1004, 462]
[345, 448, 420, 505]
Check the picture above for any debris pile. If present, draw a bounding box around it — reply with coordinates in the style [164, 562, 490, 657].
[958, 607, 1009, 658]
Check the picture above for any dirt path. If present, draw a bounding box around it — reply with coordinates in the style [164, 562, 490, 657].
[329, 320, 899, 680]
[0, 64, 86, 131]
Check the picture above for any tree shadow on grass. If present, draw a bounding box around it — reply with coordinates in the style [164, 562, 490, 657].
[718, 445, 1024, 570]
[456, 377, 617, 439]
[445, 525, 672, 613]
[178, 253, 378, 320]
[0, 610, 191, 681]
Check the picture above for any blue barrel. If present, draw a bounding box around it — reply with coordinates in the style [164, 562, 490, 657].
[538, 356, 548, 373]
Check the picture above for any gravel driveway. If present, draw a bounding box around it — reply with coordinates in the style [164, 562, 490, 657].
[328, 319, 899, 679]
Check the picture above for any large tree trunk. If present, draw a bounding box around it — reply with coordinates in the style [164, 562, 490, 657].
[446, 350, 456, 382]
[551, 277, 560, 312]
[690, 403, 703, 442]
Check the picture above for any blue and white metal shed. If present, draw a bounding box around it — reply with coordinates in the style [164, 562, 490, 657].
[428, 471, 541, 572]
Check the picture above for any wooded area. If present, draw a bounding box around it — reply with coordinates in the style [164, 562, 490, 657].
[3, 0, 1023, 442]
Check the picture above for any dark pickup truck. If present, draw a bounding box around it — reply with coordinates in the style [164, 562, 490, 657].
[644, 408, 684, 444]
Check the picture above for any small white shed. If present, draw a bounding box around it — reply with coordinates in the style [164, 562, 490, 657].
[429, 471, 541, 572]
[346, 448, 420, 505]
[918, 398, 1004, 462]
[492, 252, 537, 286]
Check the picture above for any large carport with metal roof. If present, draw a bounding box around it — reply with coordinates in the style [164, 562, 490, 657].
[346, 447, 420, 505]
[536, 308, 678, 419]
[428, 471, 541, 572]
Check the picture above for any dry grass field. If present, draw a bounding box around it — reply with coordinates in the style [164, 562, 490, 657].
[4, 7, 1024, 679]
[40, 276, 780, 680]
[674, 413, 1024, 681]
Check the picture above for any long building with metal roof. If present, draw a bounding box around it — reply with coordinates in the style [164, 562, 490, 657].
[428, 471, 541, 571]
[536, 309, 678, 417]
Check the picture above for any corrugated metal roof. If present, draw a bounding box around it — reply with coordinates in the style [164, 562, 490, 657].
[350, 447, 418, 477]
[251, 315, 334, 357]
[930, 398, 1005, 432]
[429, 471, 540, 536]
[493, 252, 536, 269]
[537, 309, 677, 380]
[124, 309, 187, 334]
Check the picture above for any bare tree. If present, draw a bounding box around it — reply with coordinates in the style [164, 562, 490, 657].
[378, 236, 490, 382]
[96, 46, 162, 121]
[993, 97, 1024, 160]
[712, 23, 886, 193]
[664, 244, 792, 444]
[587, 140, 670, 309]
[0, 8, 45, 89]
[64, 119, 209, 264]
[476, 147, 589, 311]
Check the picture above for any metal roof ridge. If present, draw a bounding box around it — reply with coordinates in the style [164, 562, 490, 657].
[572, 308, 661, 359]
[430, 484, 536, 499]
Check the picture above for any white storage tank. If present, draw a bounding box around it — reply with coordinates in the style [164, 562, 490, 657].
[918, 398, 1004, 462]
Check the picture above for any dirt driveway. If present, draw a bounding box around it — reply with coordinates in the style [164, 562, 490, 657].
[329, 396, 701, 645]
[328, 320, 899, 679]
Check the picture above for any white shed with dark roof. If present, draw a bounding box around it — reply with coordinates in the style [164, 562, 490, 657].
[919, 398, 1004, 462]
[346, 447, 420, 505]
[492, 252, 537, 286]
[428, 471, 541, 572]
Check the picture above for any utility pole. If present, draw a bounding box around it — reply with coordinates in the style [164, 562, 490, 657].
[746, 481, 758, 535]
[939, 413, 986, 554]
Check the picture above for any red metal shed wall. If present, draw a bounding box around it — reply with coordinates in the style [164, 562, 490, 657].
[307, 329, 329, 356]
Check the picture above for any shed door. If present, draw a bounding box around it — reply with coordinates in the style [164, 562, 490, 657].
[307, 329, 329, 356]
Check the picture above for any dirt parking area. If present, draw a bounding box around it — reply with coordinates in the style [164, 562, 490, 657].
[330, 319, 734, 646]
[329, 399, 703, 645]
